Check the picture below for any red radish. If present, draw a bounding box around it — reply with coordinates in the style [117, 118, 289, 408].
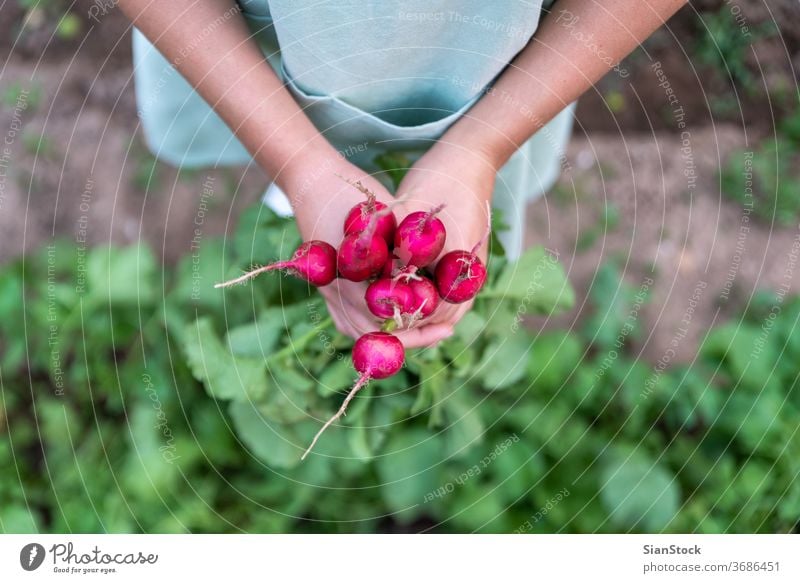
[380, 254, 400, 279]
[344, 194, 396, 244]
[215, 240, 337, 288]
[394, 205, 446, 267]
[337, 232, 389, 282]
[353, 332, 405, 379]
[435, 250, 487, 304]
[408, 276, 439, 318]
[434, 201, 492, 304]
[302, 332, 404, 460]
[365, 278, 415, 320]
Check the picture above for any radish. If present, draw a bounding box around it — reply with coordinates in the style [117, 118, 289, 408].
[434, 250, 487, 304]
[302, 332, 404, 460]
[352, 331, 405, 379]
[394, 205, 446, 267]
[215, 240, 337, 288]
[434, 202, 491, 303]
[380, 254, 400, 279]
[393, 266, 439, 320]
[343, 191, 396, 244]
[337, 232, 389, 282]
[408, 275, 439, 318]
[365, 278, 415, 320]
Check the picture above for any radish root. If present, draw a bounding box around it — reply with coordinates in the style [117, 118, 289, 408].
[214, 262, 288, 288]
[301, 374, 370, 460]
[420, 203, 446, 232]
[394, 266, 422, 283]
[406, 298, 428, 328]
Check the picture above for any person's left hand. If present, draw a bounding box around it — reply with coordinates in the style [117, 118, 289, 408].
[390, 141, 497, 348]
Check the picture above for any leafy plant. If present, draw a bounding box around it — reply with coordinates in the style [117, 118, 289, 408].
[1, 202, 798, 533]
[2, 82, 42, 110]
[720, 138, 800, 226]
[694, 10, 775, 95]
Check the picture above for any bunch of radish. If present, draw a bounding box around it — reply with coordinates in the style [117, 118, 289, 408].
[215, 179, 489, 459]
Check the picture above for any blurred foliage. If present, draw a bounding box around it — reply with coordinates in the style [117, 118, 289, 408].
[1, 203, 798, 534]
[692, 8, 781, 118]
[1, 82, 42, 111]
[720, 114, 800, 226]
[694, 10, 777, 95]
[128, 138, 165, 193]
[13, 0, 83, 41]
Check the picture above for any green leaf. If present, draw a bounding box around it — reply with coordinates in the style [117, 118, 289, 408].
[454, 310, 487, 342]
[413, 357, 446, 427]
[183, 318, 268, 401]
[229, 402, 354, 470]
[317, 357, 356, 397]
[0, 506, 40, 534]
[228, 401, 306, 469]
[375, 428, 443, 522]
[600, 447, 680, 531]
[442, 390, 485, 458]
[269, 364, 315, 393]
[87, 244, 157, 306]
[225, 309, 284, 358]
[701, 323, 779, 391]
[485, 246, 574, 314]
[450, 481, 507, 532]
[122, 405, 184, 500]
[440, 337, 478, 378]
[718, 388, 783, 454]
[346, 391, 393, 462]
[172, 239, 229, 311]
[583, 263, 649, 349]
[233, 206, 302, 268]
[489, 439, 544, 503]
[477, 334, 532, 390]
[373, 152, 412, 189]
[527, 331, 583, 392]
[347, 424, 375, 461]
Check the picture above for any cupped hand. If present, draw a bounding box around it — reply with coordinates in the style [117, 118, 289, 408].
[286, 157, 451, 347]
[287, 145, 496, 349]
[390, 142, 497, 347]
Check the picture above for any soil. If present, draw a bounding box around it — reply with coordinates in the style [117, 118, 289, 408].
[525, 126, 799, 362]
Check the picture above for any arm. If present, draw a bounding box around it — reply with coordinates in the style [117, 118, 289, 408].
[444, 0, 689, 169]
[119, 0, 328, 197]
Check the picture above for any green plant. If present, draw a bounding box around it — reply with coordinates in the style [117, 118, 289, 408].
[1, 207, 798, 534]
[14, 0, 83, 41]
[55, 12, 81, 40]
[22, 131, 56, 159]
[2, 82, 42, 111]
[577, 202, 619, 252]
[694, 10, 775, 96]
[720, 138, 800, 226]
[130, 140, 164, 192]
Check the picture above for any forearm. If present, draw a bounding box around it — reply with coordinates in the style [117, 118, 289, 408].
[119, 0, 334, 194]
[443, 0, 687, 169]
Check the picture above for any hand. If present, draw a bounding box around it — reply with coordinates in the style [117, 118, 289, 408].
[391, 142, 496, 346]
[287, 155, 455, 347]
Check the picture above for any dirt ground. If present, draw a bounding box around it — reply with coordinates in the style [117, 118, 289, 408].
[1, 2, 799, 363]
[526, 125, 800, 362]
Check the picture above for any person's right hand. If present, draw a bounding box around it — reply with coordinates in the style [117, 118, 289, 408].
[286, 157, 454, 348]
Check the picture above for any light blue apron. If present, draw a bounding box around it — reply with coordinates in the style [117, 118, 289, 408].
[132, 0, 574, 255]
